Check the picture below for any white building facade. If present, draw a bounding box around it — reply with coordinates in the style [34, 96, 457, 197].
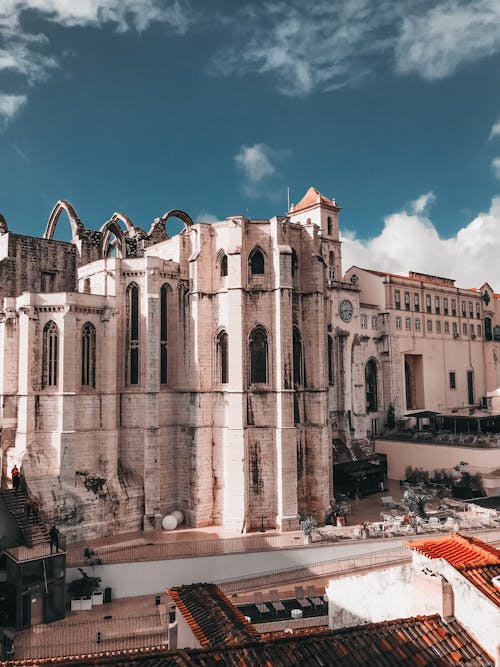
[1, 189, 500, 541]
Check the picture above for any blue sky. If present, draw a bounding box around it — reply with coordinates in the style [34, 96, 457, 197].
[1, 1, 500, 287]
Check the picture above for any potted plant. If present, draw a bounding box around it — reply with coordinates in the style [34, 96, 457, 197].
[68, 547, 102, 611]
[334, 501, 350, 527]
[84, 547, 104, 606]
[403, 489, 430, 519]
[300, 517, 318, 544]
[452, 461, 483, 499]
[68, 567, 101, 611]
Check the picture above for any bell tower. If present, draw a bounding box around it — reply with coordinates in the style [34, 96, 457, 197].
[288, 186, 343, 280]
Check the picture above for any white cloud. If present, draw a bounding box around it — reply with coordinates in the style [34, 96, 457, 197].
[491, 118, 500, 139]
[213, 0, 500, 96]
[0, 1, 191, 127]
[234, 142, 289, 199]
[196, 212, 219, 223]
[213, 0, 399, 97]
[395, 0, 500, 80]
[492, 158, 500, 180]
[235, 143, 275, 183]
[3, 1, 191, 33]
[0, 92, 27, 123]
[411, 191, 436, 214]
[341, 195, 500, 290]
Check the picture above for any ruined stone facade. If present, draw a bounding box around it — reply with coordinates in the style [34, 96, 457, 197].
[1, 190, 499, 541]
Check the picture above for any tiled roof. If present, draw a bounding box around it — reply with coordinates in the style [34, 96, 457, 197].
[407, 533, 500, 568]
[12, 615, 492, 666]
[291, 186, 339, 213]
[459, 564, 500, 607]
[408, 533, 500, 606]
[362, 268, 456, 288]
[167, 582, 259, 647]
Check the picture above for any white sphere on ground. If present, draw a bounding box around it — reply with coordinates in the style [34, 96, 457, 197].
[162, 514, 178, 531]
[171, 510, 184, 525]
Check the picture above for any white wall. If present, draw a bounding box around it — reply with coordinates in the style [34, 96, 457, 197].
[326, 565, 413, 629]
[376, 439, 498, 480]
[67, 540, 409, 599]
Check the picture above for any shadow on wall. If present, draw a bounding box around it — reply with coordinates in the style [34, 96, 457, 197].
[0, 495, 22, 549]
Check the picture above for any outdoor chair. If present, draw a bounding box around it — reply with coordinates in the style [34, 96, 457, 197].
[294, 586, 312, 608]
[306, 585, 325, 609]
[253, 591, 271, 615]
[269, 590, 285, 613]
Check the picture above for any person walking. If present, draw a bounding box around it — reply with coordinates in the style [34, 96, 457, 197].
[49, 525, 60, 554]
[11, 466, 20, 493]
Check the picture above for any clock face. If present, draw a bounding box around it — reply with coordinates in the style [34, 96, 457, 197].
[339, 299, 353, 322]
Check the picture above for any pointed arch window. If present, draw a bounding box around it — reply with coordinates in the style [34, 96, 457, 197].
[293, 327, 303, 387]
[126, 282, 140, 385]
[328, 251, 335, 282]
[217, 330, 229, 384]
[81, 322, 96, 387]
[365, 359, 378, 413]
[220, 252, 228, 278]
[249, 248, 265, 275]
[249, 326, 268, 384]
[328, 335, 334, 385]
[42, 321, 59, 387]
[160, 284, 170, 385]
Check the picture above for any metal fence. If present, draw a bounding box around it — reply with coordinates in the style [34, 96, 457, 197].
[216, 528, 500, 594]
[5, 533, 67, 563]
[67, 531, 306, 567]
[216, 545, 411, 594]
[67, 524, 500, 568]
[13, 613, 168, 660]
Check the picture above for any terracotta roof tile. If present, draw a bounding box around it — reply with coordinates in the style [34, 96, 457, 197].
[167, 583, 259, 647]
[407, 533, 500, 568]
[460, 563, 500, 607]
[290, 186, 339, 213]
[5, 615, 492, 666]
[159, 615, 493, 666]
[407, 533, 500, 606]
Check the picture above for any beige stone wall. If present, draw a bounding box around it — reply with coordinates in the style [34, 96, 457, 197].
[3, 194, 500, 541]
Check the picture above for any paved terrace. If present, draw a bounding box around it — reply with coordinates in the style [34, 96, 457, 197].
[8, 480, 497, 569]
[11, 530, 500, 660]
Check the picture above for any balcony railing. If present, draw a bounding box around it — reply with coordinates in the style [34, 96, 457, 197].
[4, 533, 66, 563]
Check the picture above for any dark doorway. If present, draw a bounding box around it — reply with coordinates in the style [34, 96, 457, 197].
[467, 370, 474, 405]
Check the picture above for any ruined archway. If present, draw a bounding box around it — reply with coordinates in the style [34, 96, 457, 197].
[147, 209, 193, 242]
[44, 200, 85, 242]
[0, 213, 8, 234]
[100, 219, 127, 258]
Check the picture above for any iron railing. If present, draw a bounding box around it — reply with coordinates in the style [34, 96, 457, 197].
[13, 613, 168, 660]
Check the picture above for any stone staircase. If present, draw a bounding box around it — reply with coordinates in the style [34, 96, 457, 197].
[0, 489, 50, 547]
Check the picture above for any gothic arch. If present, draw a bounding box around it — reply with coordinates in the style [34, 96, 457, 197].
[100, 219, 127, 258]
[147, 209, 193, 240]
[365, 357, 379, 413]
[249, 325, 269, 384]
[44, 200, 85, 242]
[248, 246, 266, 275]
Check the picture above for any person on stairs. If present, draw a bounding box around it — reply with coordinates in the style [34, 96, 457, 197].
[11, 465, 20, 493]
